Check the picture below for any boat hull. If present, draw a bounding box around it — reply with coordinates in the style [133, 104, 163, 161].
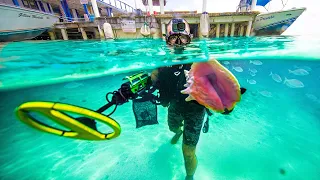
[252, 8, 306, 36]
[0, 3, 59, 42]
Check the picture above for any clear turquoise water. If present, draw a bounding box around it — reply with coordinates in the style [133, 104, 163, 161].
[1, 36, 319, 91]
[0, 36, 320, 180]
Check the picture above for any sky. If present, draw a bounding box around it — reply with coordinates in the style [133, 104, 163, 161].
[124, 0, 320, 36]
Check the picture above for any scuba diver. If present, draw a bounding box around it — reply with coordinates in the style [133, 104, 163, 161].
[150, 18, 246, 180]
[149, 18, 208, 180]
[151, 64, 204, 180]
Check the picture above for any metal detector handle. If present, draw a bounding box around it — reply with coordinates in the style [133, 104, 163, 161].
[96, 101, 116, 113]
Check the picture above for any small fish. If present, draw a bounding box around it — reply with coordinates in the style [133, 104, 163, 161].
[247, 79, 256, 84]
[249, 71, 256, 76]
[269, 72, 282, 83]
[249, 68, 257, 73]
[223, 61, 230, 65]
[250, 60, 263, 65]
[232, 66, 243, 72]
[288, 69, 309, 76]
[283, 77, 304, 88]
[64, 82, 84, 89]
[259, 91, 272, 97]
[294, 65, 312, 71]
[305, 93, 318, 101]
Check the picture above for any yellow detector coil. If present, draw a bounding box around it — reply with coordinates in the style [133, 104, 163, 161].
[15, 101, 121, 140]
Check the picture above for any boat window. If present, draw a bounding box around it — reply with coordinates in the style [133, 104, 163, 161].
[22, 0, 30, 8]
[21, 0, 39, 10]
[46, 3, 52, 13]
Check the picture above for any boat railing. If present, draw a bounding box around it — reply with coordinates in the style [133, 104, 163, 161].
[98, 0, 136, 13]
[55, 0, 137, 23]
[57, 0, 137, 22]
[58, 16, 90, 23]
[236, 0, 252, 12]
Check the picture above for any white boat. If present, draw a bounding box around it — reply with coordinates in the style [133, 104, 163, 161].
[237, 0, 306, 36]
[0, 3, 59, 42]
[252, 7, 306, 36]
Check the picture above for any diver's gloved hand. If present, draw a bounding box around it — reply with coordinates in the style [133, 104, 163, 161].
[240, 87, 247, 95]
[146, 75, 159, 89]
[144, 74, 160, 96]
[221, 108, 234, 115]
[146, 76, 153, 87]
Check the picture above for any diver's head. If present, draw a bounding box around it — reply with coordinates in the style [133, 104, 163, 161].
[166, 18, 191, 47]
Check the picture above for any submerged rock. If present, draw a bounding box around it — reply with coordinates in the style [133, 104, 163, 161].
[59, 97, 67, 101]
[279, 168, 286, 175]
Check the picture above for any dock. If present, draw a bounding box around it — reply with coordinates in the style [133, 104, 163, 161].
[49, 11, 260, 40]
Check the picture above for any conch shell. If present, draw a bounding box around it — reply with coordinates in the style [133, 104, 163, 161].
[181, 58, 241, 113]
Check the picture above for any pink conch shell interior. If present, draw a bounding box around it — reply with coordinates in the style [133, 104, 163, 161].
[181, 59, 241, 112]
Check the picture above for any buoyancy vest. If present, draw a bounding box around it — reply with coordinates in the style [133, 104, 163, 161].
[156, 64, 193, 106]
[156, 63, 211, 134]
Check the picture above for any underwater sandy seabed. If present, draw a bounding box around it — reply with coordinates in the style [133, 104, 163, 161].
[0, 59, 319, 180]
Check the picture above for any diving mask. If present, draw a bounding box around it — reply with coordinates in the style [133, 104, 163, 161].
[166, 33, 191, 46]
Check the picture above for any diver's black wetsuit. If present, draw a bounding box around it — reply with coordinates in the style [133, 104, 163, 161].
[156, 64, 206, 146]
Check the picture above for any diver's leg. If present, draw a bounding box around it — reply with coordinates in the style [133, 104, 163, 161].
[168, 103, 183, 144]
[182, 144, 197, 180]
[171, 129, 183, 144]
[182, 107, 205, 179]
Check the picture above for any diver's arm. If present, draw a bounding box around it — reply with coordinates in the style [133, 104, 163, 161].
[150, 69, 159, 83]
[144, 69, 159, 94]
